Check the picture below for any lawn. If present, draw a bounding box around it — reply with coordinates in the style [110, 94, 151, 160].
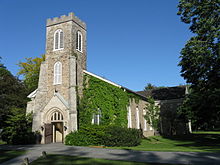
[109, 132, 220, 153]
[0, 150, 26, 163]
[0, 140, 6, 145]
[30, 154, 178, 165]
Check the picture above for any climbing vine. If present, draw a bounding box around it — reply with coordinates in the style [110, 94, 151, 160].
[78, 74, 133, 128]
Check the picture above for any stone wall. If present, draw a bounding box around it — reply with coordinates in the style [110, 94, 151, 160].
[129, 98, 154, 137]
[27, 13, 87, 143]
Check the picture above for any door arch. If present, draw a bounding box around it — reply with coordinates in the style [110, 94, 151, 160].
[45, 109, 64, 143]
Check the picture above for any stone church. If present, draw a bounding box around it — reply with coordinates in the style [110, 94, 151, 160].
[26, 13, 188, 144]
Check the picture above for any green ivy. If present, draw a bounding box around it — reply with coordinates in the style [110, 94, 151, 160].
[78, 74, 137, 128]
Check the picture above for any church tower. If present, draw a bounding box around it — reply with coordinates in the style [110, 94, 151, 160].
[26, 13, 87, 144]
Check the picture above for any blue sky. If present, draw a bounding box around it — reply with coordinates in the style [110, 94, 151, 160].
[0, 0, 192, 91]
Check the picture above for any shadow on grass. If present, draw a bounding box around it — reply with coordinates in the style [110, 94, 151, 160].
[0, 150, 26, 163]
[30, 154, 175, 165]
[161, 132, 220, 153]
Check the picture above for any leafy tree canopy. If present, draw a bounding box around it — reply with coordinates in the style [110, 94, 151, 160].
[178, 0, 220, 129]
[18, 54, 45, 93]
[0, 59, 28, 129]
[0, 57, 5, 68]
[144, 83, 156, 91]
[144, 83, 166, 91]
[1, 107, 36, 144]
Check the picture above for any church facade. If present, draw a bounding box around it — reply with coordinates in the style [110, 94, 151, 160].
[26, 13, 156, 144]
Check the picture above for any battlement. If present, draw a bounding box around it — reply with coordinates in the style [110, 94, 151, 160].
[46, 12, 86, 29]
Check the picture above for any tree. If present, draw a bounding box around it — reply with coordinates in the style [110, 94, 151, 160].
[0, 57, 5, 68]
[144, 83, 167, 91]
[0, 61, 28, 129]
[1, 107, 36, 144]
[144, 96, 160, 132]
[18, 54, 45, 93]
[177, 0, 220, 129]
[144, 83, 156, 91]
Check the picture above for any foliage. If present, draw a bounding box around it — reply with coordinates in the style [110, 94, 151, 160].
[65, 125, 142, 147]
[18, 54, 45, 93]
[144, 83, 166, 91]
[144, 83, 156, 91]
[0, 63, 28, 129]
[177, 0, 220, 129]
[1, 108, 36, 144]
[144, 96, 160, 131]
[0, 57, 5, 68]
[78, 74, 130, 128]
[65, 125, 105, 146]
[104, 126, 142, 147]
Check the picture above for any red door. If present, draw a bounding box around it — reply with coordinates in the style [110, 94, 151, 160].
[45, 123, 53, 144]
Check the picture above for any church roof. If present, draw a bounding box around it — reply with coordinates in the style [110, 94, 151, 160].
[83, 70, 121, 88]
[27, 89, 38, 98]
[136, 86, 186, 100]
[83, 70, 147, 101]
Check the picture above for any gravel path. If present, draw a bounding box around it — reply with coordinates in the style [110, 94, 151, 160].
[1, 143, 220, 165]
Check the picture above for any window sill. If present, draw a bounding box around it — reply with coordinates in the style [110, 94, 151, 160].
[53, 48, 64, 52]
[76, 49, 83, 53]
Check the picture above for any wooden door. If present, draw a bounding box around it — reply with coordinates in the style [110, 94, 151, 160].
[45, 123, 53, 144]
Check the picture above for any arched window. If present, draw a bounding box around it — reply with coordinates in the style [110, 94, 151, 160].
[54, 62, 62, 85]
[54, 29, 64, 50]
[51, 111, 63, 122]
[127, 106, 132, 128]
[143, 109, 147, 131]
[76, 31, 83, 52]
[136, 107, 140, 129]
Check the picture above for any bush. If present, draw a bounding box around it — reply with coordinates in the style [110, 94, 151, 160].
[65, 125, 105, 146]
[103, 126, 142, 147]
[65, 125, 142, 147]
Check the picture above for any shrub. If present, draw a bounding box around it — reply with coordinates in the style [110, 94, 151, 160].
[65, 125, 106, 146]
[103, 126, 142, 147]
[65, 125, 142, 147]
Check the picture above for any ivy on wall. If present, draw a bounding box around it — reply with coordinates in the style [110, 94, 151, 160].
[78, 74, 131, 128]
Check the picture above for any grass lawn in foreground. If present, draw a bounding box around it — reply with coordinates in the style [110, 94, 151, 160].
[30, 154, 179, 165]
[0, 150, 26, 163]
[109, 131, 220, 153]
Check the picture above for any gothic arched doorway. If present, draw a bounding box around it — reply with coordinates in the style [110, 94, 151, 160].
[45, 111, 64, 144]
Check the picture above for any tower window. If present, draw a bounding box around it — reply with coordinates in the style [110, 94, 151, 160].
[54, 61, 62, 85]
[54, 29, 64, 51]
[76, 31, 83, 52]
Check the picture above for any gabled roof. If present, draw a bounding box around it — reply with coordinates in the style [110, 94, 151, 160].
[136, 86, 186, 100]
[83, 70, 122, 88]
[27, 89, 38, 98]
[54, 92, 69, 108]
[83, 70, 147, 100]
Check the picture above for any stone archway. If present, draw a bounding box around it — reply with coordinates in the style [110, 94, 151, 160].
[44, 109, 65, 144]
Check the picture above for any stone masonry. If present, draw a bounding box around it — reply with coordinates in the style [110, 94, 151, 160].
[27, 13, 157, 144]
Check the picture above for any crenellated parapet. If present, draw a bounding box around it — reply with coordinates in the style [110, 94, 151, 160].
[46, 12, 86, 29]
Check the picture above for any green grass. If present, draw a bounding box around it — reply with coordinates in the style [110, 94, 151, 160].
[30, 154, 178, 165]
[0, 150, 26, 163]
[109, 131, 220, 153]
[0, 140, 6, 145]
